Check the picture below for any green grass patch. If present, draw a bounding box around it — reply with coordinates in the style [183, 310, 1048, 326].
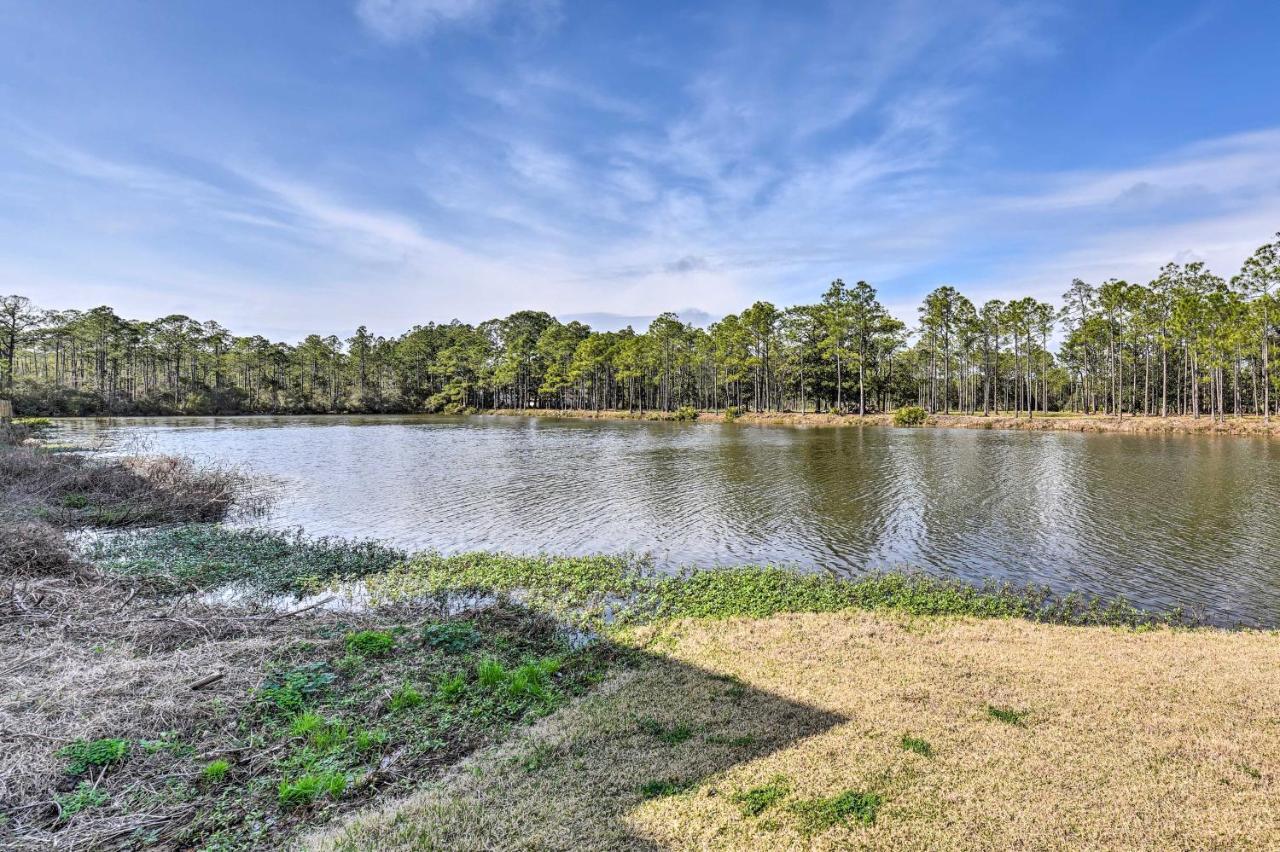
[344, 629, 395, 657]
[61, 493, 89, 509]
[790, 789, 882, 834]
[986, 705, 1030, 726]
[638, 718, 693, 745]
[639, 778, 694, 799]
[278, 771, 346, 809]
[389, 682, 424, 711]
[435, 673, 467, 703]
[90, 527, 1185, 630]
[731, 775, 791, 816]
[201, 759, 231, 784]
[900, 734, 933, 756]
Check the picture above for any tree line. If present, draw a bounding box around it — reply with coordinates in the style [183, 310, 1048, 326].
[4, 233, 1277, 422]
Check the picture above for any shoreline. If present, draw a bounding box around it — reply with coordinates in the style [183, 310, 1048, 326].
[38, 408, 1280, 438]
[482, 406, 1280, 437]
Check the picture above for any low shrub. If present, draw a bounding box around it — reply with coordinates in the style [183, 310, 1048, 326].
[893, 405, 928, 426]
[344, 629, 395, 658]
[672, 404, 699, 422]
[0, 519, 78, 577]
[723, 405, 740, 423]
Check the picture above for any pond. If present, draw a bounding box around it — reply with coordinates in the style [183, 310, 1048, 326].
[55, 414, 1280, 627]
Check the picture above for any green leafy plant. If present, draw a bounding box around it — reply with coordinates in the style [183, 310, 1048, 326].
[55, 781, 109, 821]
[59, 738, 129, 774]
[672, 404, 699, 421]
[61, 493, 89, 509]
[421, 620, 480, 654]
[258, 662, 336, 715]
[723, 405, 740, 423]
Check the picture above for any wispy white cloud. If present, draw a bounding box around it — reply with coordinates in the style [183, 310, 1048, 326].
[6, 1, 1279, 341]
[354, 0, 559, 43]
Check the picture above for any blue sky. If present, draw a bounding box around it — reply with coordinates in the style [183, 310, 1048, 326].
[3, 0, 1280, 339]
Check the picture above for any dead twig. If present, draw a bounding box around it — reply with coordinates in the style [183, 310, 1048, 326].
[188, 671, 225, 690]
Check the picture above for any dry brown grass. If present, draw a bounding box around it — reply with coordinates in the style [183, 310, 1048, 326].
[0, 566, 387, 850]
[0, 444, 255, 529]
[312, 612, 1280, 851]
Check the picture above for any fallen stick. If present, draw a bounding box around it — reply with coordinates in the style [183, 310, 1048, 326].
[265, 596, 335, 624]
[188, 672, 225, 690]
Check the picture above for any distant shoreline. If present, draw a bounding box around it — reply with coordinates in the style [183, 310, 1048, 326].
[482, 407, 1280, 437]
[38, 407, 1280, 438]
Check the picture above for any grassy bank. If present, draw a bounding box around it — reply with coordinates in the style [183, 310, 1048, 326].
[481, 407, 1280, 437]
[313, 610, 1279, 850]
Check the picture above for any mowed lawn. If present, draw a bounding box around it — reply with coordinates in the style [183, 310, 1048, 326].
[312, 612, 1279, 851]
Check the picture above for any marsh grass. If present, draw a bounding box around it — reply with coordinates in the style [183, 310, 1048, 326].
[91, 524, 404, 595]
[359, 552, 1190, 631]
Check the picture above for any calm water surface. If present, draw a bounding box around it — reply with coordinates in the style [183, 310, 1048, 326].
[56, 415, 1280, 626]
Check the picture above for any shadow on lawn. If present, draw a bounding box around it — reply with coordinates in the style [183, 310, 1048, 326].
[320, 633, 848, 850]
